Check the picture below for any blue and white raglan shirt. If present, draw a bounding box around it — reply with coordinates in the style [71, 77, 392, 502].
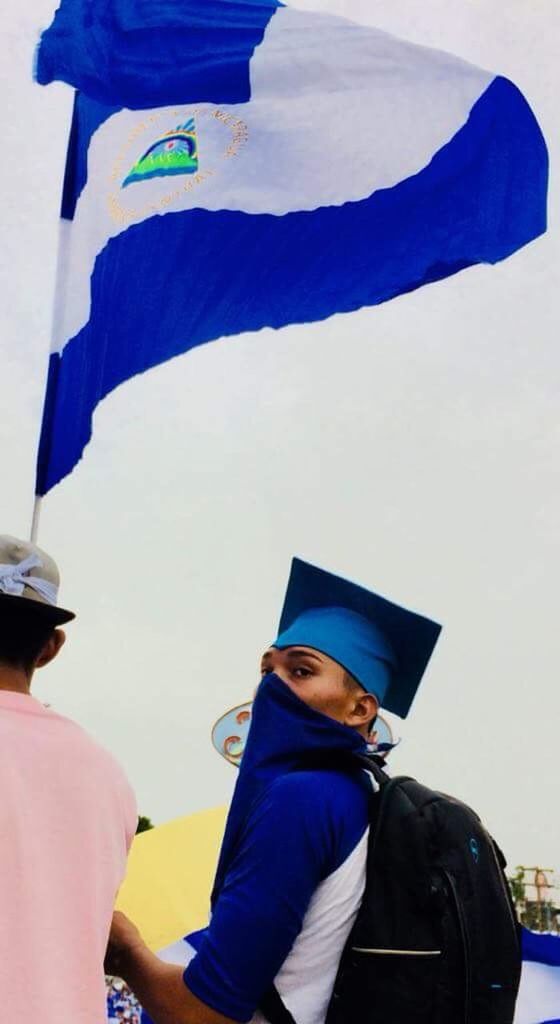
[143, 674, 371, 1024]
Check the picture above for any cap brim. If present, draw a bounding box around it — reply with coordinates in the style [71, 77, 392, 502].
[0, 592, 75, 626]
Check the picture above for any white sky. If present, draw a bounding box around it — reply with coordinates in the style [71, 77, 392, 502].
[0, 0, 558, 873]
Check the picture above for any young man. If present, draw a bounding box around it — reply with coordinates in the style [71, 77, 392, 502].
[0, 534, 137, 1023]
[107, 558, 441, 1024]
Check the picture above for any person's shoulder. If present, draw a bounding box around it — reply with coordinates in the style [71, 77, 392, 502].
[264, 769, 370, 873]
[267, 768, 370, 828]
[40, 706, 137, 842]
[45, 705, 103, 748]
[47, 707, 131, 783]
[270, 766, 369, 800]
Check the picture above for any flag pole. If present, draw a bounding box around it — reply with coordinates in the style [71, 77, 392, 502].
[30, 497, 42, 544]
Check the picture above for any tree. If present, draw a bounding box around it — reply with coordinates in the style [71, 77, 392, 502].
[508, 865, 525, 908]
[136, 814, 154, 834]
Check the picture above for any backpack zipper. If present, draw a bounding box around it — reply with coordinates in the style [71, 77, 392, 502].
[351, 947, 442, 956]
[442, 869, 471, 1024]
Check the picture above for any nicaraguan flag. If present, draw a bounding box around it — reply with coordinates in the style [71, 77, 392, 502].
[35, 0, 548, 495]
[515, 927, 560, 1024]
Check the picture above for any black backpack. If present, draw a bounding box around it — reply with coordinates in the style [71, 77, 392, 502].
[261, 753, 521, 1024]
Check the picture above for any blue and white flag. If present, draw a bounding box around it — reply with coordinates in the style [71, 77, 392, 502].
[35, 0, 548, 494]
[515, 928, 560, 1024]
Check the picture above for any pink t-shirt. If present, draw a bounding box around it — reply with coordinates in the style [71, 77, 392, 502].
[0, 690, 137, 1022]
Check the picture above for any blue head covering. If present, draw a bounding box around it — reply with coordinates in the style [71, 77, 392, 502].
[274, 558, 442, 719]
[210, 672, 367, 907]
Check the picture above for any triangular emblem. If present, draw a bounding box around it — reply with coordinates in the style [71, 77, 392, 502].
[122, 118, 198, 188]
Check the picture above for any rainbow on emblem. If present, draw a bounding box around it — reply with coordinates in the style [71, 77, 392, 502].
[122, 118, 198, 188]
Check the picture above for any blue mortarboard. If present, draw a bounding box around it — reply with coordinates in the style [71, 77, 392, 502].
[273, 558, 442, 719]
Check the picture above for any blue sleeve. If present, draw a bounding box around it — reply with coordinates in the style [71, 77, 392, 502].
[183, 770, 369, 1023]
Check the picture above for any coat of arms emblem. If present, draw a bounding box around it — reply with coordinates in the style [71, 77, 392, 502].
[122, 117, 198, 188]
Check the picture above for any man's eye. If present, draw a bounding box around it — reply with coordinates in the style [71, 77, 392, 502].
[293, 666, 312, 678]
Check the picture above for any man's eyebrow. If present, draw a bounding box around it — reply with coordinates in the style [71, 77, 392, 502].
[285, 648, 324, 663]
[260, 650, 274, 663]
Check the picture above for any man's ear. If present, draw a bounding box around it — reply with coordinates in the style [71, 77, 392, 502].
[347, 690, 378, 729]
[35, 629, 66, 669]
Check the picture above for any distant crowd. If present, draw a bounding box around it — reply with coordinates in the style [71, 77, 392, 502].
[106, 976, 142, 1023]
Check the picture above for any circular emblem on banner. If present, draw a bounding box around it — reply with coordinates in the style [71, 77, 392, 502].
[108, 107, 249, 225]
[212, 701, 253, 767]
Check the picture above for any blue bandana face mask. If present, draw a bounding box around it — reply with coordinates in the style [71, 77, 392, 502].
[210, 673, 367, 906]
[211, 673, 398, 768]
[250, 672, 400, 760]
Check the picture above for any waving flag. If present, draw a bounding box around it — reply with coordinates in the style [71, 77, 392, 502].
[515, 927, 560, 1024]
[35, 0, 548, 495]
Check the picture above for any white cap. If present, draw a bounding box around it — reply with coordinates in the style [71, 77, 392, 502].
[0, 535, 74, 624]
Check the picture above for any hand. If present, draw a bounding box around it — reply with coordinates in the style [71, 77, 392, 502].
[105, 911, 145, 978]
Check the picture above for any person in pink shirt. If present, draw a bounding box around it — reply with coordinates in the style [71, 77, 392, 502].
[0, 534, 137, 1023]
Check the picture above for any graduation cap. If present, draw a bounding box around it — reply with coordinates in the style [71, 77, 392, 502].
[273, 558, 442, 719]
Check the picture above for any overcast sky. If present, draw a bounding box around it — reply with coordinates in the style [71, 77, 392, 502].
[0, 0, 558, 874]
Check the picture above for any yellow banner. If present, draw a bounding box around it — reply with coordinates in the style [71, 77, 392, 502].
[116, 805, 227, 951]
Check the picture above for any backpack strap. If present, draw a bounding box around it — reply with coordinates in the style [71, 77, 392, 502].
[295, 748, 390, 786]
[260, 984, 298, 1024]
[351, 751, 392, 789]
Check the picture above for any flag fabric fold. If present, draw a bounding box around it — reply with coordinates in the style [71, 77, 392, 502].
[36, 0, 283, 109]
[35, 0, 548, 495]
[515, 928, 560, 1024]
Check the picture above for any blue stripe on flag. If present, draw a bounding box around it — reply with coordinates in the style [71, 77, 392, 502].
[517, 928, 560, 1024]
[35, 74, 547, 495]
[36, 0, 283, 109]
[523, 928, 560, 969]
